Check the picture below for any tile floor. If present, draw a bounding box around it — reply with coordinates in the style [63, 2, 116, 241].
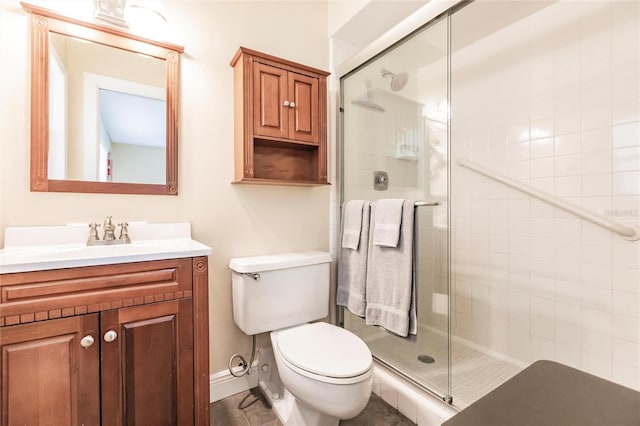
[357, 324, 522, 407]
[211, 388, 416, 426]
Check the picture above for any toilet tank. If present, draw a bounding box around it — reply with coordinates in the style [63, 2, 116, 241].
[229, 251, 332, 335]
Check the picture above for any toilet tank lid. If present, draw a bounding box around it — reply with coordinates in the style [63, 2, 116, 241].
[229, 251, 331, 273]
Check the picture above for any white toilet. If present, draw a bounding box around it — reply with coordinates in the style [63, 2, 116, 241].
[229, 251, 373, 426]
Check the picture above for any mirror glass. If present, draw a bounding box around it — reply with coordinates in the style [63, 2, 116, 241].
[49, 32, 166, 184]
[24, 1, 183, 195]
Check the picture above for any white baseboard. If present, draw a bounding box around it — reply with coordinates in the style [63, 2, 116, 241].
[210, 363, 259, 403]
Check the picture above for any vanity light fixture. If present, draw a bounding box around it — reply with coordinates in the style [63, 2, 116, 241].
[94, 0, 129, 27]
[94, 0, 170, 39]
[128, 3, 168, 23]
[126, 2, 170, 40]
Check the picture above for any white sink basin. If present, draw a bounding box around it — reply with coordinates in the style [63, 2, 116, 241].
[0, 223, 212, 274]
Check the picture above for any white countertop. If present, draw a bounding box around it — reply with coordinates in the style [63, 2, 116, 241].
[0, 222, 212, 274]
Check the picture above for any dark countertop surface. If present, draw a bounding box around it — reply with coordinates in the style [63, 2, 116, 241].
[443, 360, 640, 426]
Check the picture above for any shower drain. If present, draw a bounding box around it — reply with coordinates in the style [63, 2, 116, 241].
[417, 354, 435, 364]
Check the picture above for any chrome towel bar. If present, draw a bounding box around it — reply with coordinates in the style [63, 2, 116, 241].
[415, 201, 440, 207]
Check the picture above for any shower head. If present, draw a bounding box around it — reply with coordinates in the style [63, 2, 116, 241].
[381, 68, 408, 92]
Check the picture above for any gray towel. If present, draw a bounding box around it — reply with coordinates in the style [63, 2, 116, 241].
[365, 199, 416, 337]
[372, 199, 404, 247]
[341, 200, 365, 250]
[337, 201, 371, 317]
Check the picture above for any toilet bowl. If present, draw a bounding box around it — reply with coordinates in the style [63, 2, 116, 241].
[271, 322, 372, 424]
[229, 251, 373, 426]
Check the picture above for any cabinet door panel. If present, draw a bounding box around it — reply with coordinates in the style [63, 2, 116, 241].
[253, 62, 288, 139]
[101, 300, 194, 426]
[0, 315, 100, 426]
[288, 73, 318, 143]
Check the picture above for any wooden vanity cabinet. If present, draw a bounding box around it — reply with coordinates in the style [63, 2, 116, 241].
[231, 47, 330, 185]
[252, 62, 319, 144]
[0, 257, 209, 426]
[0, 315, 101, 425]
[101, 299, 194, 426]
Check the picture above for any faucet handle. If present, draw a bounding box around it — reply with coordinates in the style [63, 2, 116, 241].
[87, 223, 101, 244]
[118, 222, 131, 244]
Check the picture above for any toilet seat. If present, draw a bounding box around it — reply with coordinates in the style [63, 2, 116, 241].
[273, 322, 372, 385]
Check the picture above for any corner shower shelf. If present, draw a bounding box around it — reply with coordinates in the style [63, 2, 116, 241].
[458, 158, 640, 241]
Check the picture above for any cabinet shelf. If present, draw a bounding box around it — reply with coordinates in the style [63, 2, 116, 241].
[231, 177, 330, 186]
[231, 47, 329, 186]
[254, 136, 320, 149]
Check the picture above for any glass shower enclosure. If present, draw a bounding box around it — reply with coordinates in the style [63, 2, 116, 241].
[341, 0, 640, 410]
[340, 14, 452, 402]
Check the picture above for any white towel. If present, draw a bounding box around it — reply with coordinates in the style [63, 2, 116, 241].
[337, 201, 371, 317]
[341, 200, 365, 250]
[365, 199, 417, 337]
[372, 199, 404, 247]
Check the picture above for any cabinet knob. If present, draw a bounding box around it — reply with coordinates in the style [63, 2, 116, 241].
[289, 102, 296, 108]
[103, 330, 118, 343]
[80, 334, 95, 348]
[283, 101, 290, 107]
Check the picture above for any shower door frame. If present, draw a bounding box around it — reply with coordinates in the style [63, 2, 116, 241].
[335, 1, 469, 406]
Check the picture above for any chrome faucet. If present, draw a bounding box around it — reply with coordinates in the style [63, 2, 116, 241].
[103, 216, 116, 240]
[86, 217, 132, 246]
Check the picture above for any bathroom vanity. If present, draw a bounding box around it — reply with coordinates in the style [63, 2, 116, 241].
[0, 223, 211, 425]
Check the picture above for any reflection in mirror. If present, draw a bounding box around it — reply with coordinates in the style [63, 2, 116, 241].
[23, 2, 183, 195]
[48, 32, 166, 184]
[99, 89, 166, 184]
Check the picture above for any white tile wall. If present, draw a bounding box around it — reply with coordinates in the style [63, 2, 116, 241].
[451, 0, 640, 391]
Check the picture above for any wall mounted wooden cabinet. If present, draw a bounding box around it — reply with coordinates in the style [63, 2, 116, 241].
[0, 257, 209, 426]
[231, 47, 330, 186]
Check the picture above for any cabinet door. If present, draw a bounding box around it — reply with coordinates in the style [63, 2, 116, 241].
[253, 62, 289, 140]
[0, 315, 100, 426]
[288, 72, 319, 144]
[101, 299, 194, 426]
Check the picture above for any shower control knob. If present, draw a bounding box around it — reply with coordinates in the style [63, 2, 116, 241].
[283, 101, 290, 107]
[103, 330, 118, 343]
[289, 102, 296, 108]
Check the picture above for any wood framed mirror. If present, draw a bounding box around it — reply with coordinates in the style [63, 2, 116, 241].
[22, 2, 184, 195]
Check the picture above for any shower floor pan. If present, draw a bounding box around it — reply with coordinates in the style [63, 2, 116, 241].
[358, 326, 523, 408]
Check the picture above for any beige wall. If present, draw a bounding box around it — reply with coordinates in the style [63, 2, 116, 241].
[0, 1, 329, 373]
[111, 143, 165, 184]
[327, 0, 369, 37]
